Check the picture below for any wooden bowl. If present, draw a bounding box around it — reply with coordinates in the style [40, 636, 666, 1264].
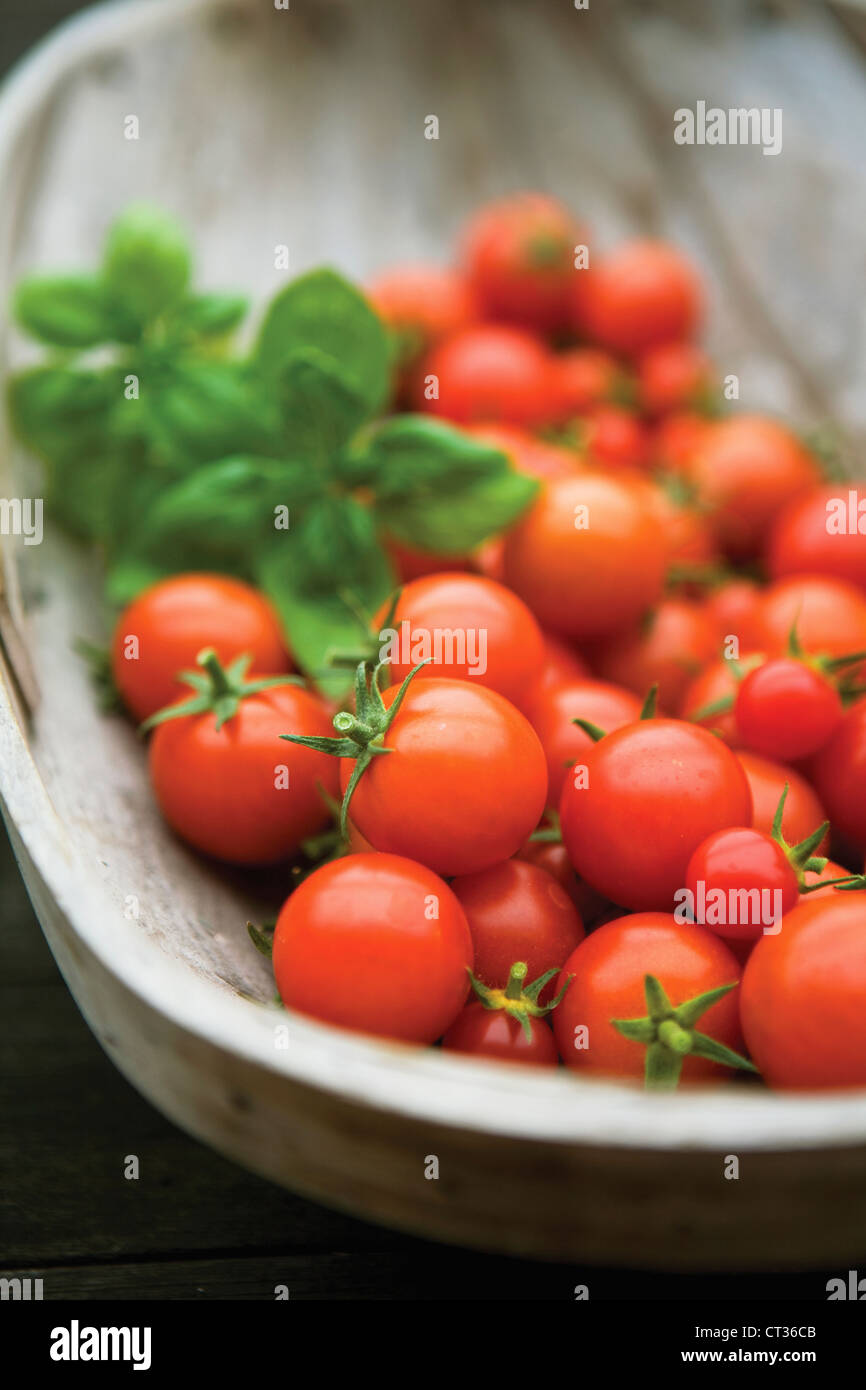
[2, 0, 866, 1270]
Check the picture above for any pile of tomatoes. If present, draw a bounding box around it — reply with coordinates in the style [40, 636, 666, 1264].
[110, 192, 866, 1092]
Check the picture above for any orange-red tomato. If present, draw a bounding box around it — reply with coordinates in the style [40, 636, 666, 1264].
[767, 484, 866, 595]
[502, 472, 668, 639]
[442, 1007, 559, 1066]
[526, 676, 643, 806]
[272, 853, 473, 1044]
[415, 324, 553, 427]
[679, 653, 765, 746]
[741, 896, 866, 1089]
[637, 341, 715, 417]
[755, 574, 866, 666]
[464, 422, 579, 480]
[375, 572, 544, 709]
[702, 578, 764, 652]
[112, 574, 291, 723]
[149, 684, 339, 865]
[552, 348, 630, 420]
[580, 404, 650, 471]
[450, 859, 584, 1002]
[572, 240, 703, 357]
[810, 697, 866, 852]
[552, 914, 745, 1082]
[686, 416, 820, 559]
[651, 410, 712, 475]
[460, 192, 583, 333]
[385, 537, 473, 583]
[735, 750, 830, 855]
[366, 263, 476, 366]
[531, 631, 589, 695]
[340, 678, 548, 877]
[588, 597, 721, 712]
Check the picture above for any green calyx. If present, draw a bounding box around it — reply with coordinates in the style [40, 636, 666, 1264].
[469, 961, 573, 1042]
[612, 973, 757, 1091]
[769, 783, 832, 890]
[573, 682, 658, 743]
[140, 647, 302, 734]
[281, 657, 428, 837]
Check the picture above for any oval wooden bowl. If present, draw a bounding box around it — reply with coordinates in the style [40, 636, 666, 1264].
[2, 0, 866, 1270]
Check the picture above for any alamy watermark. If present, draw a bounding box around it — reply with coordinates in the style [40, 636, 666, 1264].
[0, 497, 43, 545]
[674, 101, 782, 156]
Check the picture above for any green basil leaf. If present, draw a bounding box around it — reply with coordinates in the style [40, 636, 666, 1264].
[8, 366, 118, 458]
[278, 347, 368, 465]
[172, 292, 249, 339]
[138, 360, 275, 465]
[257, 496, 394, 695]
[103, 203, 191, 326]
[12, 275, 115, 348]
[255, 268, 389, 417]
[358, 414, 539, 552]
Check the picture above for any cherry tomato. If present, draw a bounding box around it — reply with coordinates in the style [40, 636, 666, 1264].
[552, 348, 630, 420]
[740, 896, 866, 1089]
[149, 681, 339, 866]
[572, 240, 703, 357]
[684, 828, 799, 943]
[112, 573, 291, 723]
[341, 678, 548, 877]
[502, 472, 668, 639]
[376, 572, 544, 709]
[686, 416, 820, 560]
[415, 324, 553, 427]
[272, 853, 473, 1044]
[643, 486, 719, 571]
[702, 578, 764, 653]
[552, 914, 745, 1082]
[755, 575, 866, 667]
[442, 1006, 559, 1066]
[588, 597, 720, 712]
[464, 423, 578, 480]
[366, 263, 476, 370]
[579, 405, 650, 471]
[734, 657, 843, 761]
[810, 697, 866, 852]
[637, 341, 715, 417]
[450, 859, 584, 1004]
[735, 750, 830, 855]
[801, 859, 855, 900]
[530, 631, 589, 698]
[651, 410, 712, 475]
[766, 484, 866, 595]
[525, 676, 642, 805]
[559, 719, 753, 911]
[385, 537, 472, 583]
[679, 653, 765, 745]
[515, 836, 608, 921]
[460, 192, 583, 333]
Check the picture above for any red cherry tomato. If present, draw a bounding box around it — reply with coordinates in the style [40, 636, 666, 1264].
[272, 853, 473, 1044]
[552, 914, 745, 1082]
[366, 263, 476, 369]
[112, 573, 290, 723]
[580, 405, 650, 471]
[525, 676, 643, 806]
[503, 472, 668, 639]
[679, 653, 765, 745]
[637, 341, 715, 417]
[460, 192, 583, 333]
[651, 411, 712, 475]
[464, 423, 578, 480]
[755, 575, 866, 667]
[341, 678, 548, 877]
[529, 631, 589, 700]
[515, 836, 609, 921]
[385, 537, 473, 583]
[416, 324, 552, 427]
[442, 1006, 559, 1066]
[810, 697, 866, 852]
[734, 657, 843, 761]
[552, 348, 630, 420]
[450, 859, 584, 1004]
[767, 484, 866, 596]
[735, 750, 830, 855]
[643, 485, 719, 571]
[684, 827, 799, 943]
[149, 683, 339, 865]
[572, 240, 703, 357]
[588, 597, 720, 712]
[686, 416, 820, 560]
[702, 578, 764, 652]
[559, 719, 753, 911]
[375, 572, 544, 709]
[741, 896, 866, 1089]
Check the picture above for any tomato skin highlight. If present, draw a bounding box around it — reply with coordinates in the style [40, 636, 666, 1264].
[559, 719, 753, 911]
[149, 685, 339, 865]
[524, 676, 642, 806]
[341, 678, 548, 877]
[502, 472, 668, 639]
[741, 896, 866, 1089]
[734, 658, 843, 761]
[272, 853, 473, 1045]
[112, 573, 290, 723]
[552, 914, 745, 1082]
[442, 1006, 559, 1066]
[450, 859, 584, 1004]
[376, 572, 544, 709]
[572, 240, 703, 357]
[684, 828, 800, 943]
[415, 324, 552, 428]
